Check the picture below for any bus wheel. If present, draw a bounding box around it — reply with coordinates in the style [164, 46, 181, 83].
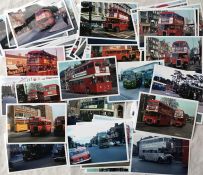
[122, 56, 127, 61]
[158, 157, 162, 163]
[86, 88, 90, 94]
[167, 157, 172, 164]
[115, 27, 120, 32]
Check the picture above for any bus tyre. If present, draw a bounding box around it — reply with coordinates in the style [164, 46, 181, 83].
[122, 56, 127, 61]
[115, 27, 120, 32]
[158, 157, 162, 163]
[86, 88, 90, 94]
[167, 157, 172, 164]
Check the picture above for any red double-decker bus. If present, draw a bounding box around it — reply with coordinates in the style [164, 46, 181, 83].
[27, 84, 60, 102]
[157, 12, 185, 36]
[103, 7, 129, 32]
[66, 59, 112, 94]
[29, 116, 52, 136]
[144, 99, 175, 126]
[26, 50, 57, 76]
[170, 41, 190, 68]
[43, 84, 60, 101]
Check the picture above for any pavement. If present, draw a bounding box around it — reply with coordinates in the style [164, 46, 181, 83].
[131, 156, 188, 175]
[9, 153, 65, 172]
[8, 131, 65, 143]
[16, 16, 72, 46]
[109, 81, 150, 101]
[136, 121, 194, 139]
[87, 145, 128, 163]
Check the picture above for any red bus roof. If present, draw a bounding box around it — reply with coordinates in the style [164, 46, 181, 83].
[160, 11, 177, 15]
[148, 99, 160, 103]
[27, 50, 57, 58]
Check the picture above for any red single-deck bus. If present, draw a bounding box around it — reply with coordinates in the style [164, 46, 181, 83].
[26, 50, 57, 76]
[157, 12, 185, 36]
[66, 59, 112, 94]
[35, 8, 56, 30]
[170, 41, 190, 68]
[103, 7, 129, 32]
[144, 99, 175, 126]
[43, 84, 60, 101]
[29, 116, 52, 136]
[92, 46, 140, 61]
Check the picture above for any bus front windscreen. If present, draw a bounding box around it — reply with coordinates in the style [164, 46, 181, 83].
[106, 18, 119, 23]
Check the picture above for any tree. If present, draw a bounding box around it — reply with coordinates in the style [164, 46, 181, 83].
[160, 97, 179, 109]
[27, 83, 44, 93]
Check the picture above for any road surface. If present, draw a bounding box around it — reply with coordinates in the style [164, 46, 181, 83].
[131, 156, 188, 175]
[9, 154, 65, 172]
[136, 121, 194, 139]
[87, 145, 128, 163]
[8, 131, 65, 143]
[109, 81, 150, 101]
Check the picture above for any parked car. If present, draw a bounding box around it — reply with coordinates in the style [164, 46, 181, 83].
[69, 147, 91, 165]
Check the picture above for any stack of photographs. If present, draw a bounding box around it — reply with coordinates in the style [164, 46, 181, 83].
[0, 0, 202, 174]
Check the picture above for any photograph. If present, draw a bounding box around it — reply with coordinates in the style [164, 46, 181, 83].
[138, 8, 197, 47]
[0, 15, 9, 49]
[90, 45, 141, 62]
[145, 36, 202, 73]
[67, 97, 137, 125]
[131, 131, 189, 175]
[58, 57, 119, 100]
[5, 47, 65, 76]
[136, 92, 198, 139]
[108, 60, 164, 102]
[85, 167, 129, 173]
[87, 38, 137, 45]
[7, 103, 66, 143]
[67, 121, 128, 165]
[79, 1, 137, 41]
[81, 120, 134, 170]
[7, 144, 66, 172]
[7, 0, 73, 46]
[74, 39, 87, 59]
[151, 65, 203, 113]
[16, 78, 61, 103]
[196, 113, 202, 124]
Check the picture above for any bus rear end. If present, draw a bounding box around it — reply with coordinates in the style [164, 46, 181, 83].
[171, 41, 190, 68]
[29, 117, 52, 136]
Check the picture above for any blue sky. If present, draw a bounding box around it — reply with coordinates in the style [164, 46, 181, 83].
[58, 61, 81, 73]
[49, 104, 66, 120]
